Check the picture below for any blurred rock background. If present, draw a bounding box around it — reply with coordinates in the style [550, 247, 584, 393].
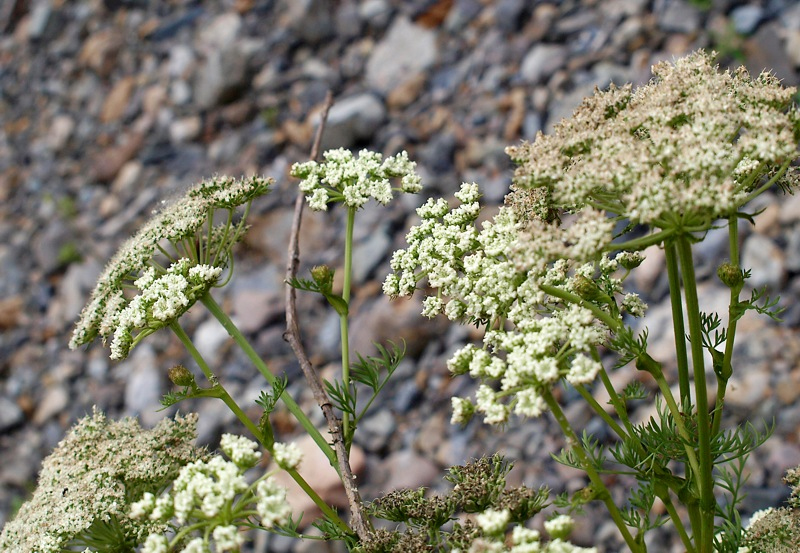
[2, 0, 800, 551]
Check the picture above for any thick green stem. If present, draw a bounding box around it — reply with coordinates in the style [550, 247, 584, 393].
[200, 294, 338, 468]
[604, 227, 677, 253]
[665, 241, 691, 408]
[542, 389, 643, 553]
[169, 320, 350, 534]
[676, 235, 715, 552]
[340, 207, 356, 447]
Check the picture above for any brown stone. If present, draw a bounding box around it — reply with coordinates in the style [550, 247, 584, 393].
[101, 76, 136, 123]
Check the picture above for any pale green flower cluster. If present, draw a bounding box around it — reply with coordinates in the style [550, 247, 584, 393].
[132, 435, 293, 553]
[385, 183, 642, 425]
[70, 175, 271, 355]
[290, 148, 422, 211]
[0, 410, 204, 553]
[506, 50, 800, 227]
[458, 513, 598, 553]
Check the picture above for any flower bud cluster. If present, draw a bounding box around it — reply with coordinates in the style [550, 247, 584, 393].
[290, 148, 422, 211]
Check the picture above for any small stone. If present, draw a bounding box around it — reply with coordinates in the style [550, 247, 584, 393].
[379, 449, 440, 491]
[111, 160, 143, 196]
[26, 0, 61, 42]
[386, 72, 427, 109]
[365, 17, 438, 94]
[231, 290, 282, 333]
[79, 28, 124, 77]
[520, 43, 568, 85]
[193, 316, 233, 367]
[122, 346, 163, 421]
[282, 0, 333, 44]
[351, 226, 390, 285]
[47, 114, 75, 152]
[319, 93, 386, 150]
[32, 384, 69, 425]
[198, 12, 242, 49]
[741, 233, 787, 290]
[0, 397, 24, 433]
[786, 30, 800, 68]
[169, 116, 202, 144]
[730, 5, 763, 35]
[786, 227, 800, 272]
[357, 409, 396, 452]
[91, 131, 145, 183]
[657, 0, 700, 34]
[100, 76, 136, 123]
[725, 366, 770, 408]
[194, 47, 249, 109]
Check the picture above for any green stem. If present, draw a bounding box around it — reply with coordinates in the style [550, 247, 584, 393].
[659, 489, 695, 553]
[340, 207, 356, 447]
[169, 320, 350, 535]
[636, 353, 702, 492]
[596, 367, 635, 438]
[604, 227, 677, 253]
[542, 389, 643, 553]
[573, 384, 630, 441]
[539, 284, 620, 331]
[713, 216, 741, 437]
[741, 158, 792, 204]
[200, 293, 338, 469]
[676, 235, 715, 552]
[665, 241, 691, 408]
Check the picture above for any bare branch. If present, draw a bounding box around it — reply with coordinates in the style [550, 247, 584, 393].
[283, 92, 373, 541]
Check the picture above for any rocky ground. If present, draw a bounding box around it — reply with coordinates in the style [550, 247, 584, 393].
[3, 0, 800, 551]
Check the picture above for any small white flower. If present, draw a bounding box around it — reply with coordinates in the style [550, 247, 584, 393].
[451, 397, 475, 425]
[566, 355, 602, 386]
[212, 525, 243, 551]
[142, 534, 169, 553]
[256, 477, 292, 528]
[476, 508, 510, 535]
[544, 514, 575, 540]
[220, 434, 261, 468]
[273, 442, 303, 471]
[180, 537, 206, 553]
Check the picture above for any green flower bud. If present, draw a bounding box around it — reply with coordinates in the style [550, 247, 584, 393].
[617, 251, 644, 270]
[717, 262, 744, 289]
[310, 265, 334, 293]
[169, 365, 196, 387]
[573, 275, 611, 304]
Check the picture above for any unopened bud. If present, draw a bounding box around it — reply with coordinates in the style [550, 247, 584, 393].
[168, 365, 195, 387]
[617, 251, 644, 270]
[717, 262, 744, 289]
[573, 275, 610, 304]
[310, 265, 334, 292]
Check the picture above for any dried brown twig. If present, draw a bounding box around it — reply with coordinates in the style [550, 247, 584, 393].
[283, 92, 373, 541]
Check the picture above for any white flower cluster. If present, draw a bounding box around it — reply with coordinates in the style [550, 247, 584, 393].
[71, 175, 271, 355]
[220, 433, 262, 468]
[458, 516, 598, 553]
[0, 410, 203, 553]
[507, 50, 800, 227]
[273, 441, 303, 471]
[132, 435, 293, 552]
[386, 183, 643, 425]
[290, 148, 422, 211]
[108, 259, 222, 360]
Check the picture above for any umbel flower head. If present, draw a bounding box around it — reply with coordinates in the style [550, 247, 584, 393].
[290, 148, 422, 211]
[385, 182, 638, 425]
[70, 175, 271, 359]
[506, 50, 800, 229]
[131, 434, 293, 553]
[0, 409, 204, 553]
